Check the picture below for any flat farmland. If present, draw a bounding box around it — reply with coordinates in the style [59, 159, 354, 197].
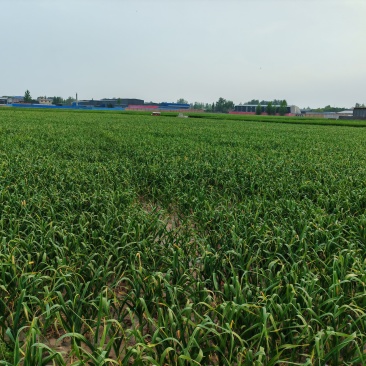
[0, 109, 366, 365]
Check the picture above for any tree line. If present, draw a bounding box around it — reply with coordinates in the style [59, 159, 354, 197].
[181, 98, 366, 114]
[178, 97, 235, 113]
[179, 97, 289, 114]
[23, 90, 75, 105]
[255, 100, 288, 116]
[51, 96, 76, 105]
[309, 105, 348, 113]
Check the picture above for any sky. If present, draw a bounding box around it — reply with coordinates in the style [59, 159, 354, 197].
[1, 0, 365, 108]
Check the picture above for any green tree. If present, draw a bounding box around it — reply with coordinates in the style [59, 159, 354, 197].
[177, 98, 188, 104]
[204, 103, 213, 112]
[266, 101, 273, 115]
[225, 100, 234, 112]
[279, 100, 288, 116]
[215, 97, 226, 112]
[52, 96, 64, 105]
[215, 97, 234, 113]
[193, 102, 204, 110]
[64, 96, 75, 106]
[311, 105, 348, 113]
[247, 99, 259, 105]
[256, 103, 262, 115]
[24, 90, 32, 103]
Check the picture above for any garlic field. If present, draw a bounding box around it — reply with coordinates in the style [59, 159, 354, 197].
[0, 109, 366, 365]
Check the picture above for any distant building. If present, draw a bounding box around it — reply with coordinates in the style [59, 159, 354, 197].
[158, 102, 190, 110]
[337, 110, 353, 117]
[353, 108, 366, 120]
[302, 110, 354, 119]
[74, 98, 144, 108]
[37, 97, 53, 105]
[125, 102, 191, 111]
[0, 97, 9, 105]
[10, 96, 24, 103]
[323, 112, 339, 120]
[232, 104, 301, 115]
[1, 96, 24, 104]
[127, 105, 159, 111]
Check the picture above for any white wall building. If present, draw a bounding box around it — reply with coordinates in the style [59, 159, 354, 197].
[37, 97, 53, 105]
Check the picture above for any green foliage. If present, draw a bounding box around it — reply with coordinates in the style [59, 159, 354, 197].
[255, 103, 262, 115]
[192, 102, 205, 110]
[215, 97, 234, 113]
[203, 103, 213, 112]
[245, 99, 284, 106]
[0, 109, 366, 364]
[266, 101, 274, 115]
[0, 338, 12, 363]
[183, 111, 366, 126]
[311, 105, 348, 112]
[177, 98, 188, 104]
[52, 96, 63, 105]
[279, 99, 288, 116]
[23, 90, 32, 103]
[64, 96, 75, 106]
[246, 99, 259, 105]
[355, 103, 366, 108]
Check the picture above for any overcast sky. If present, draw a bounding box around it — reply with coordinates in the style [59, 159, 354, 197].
[1, 0, 365, 108]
